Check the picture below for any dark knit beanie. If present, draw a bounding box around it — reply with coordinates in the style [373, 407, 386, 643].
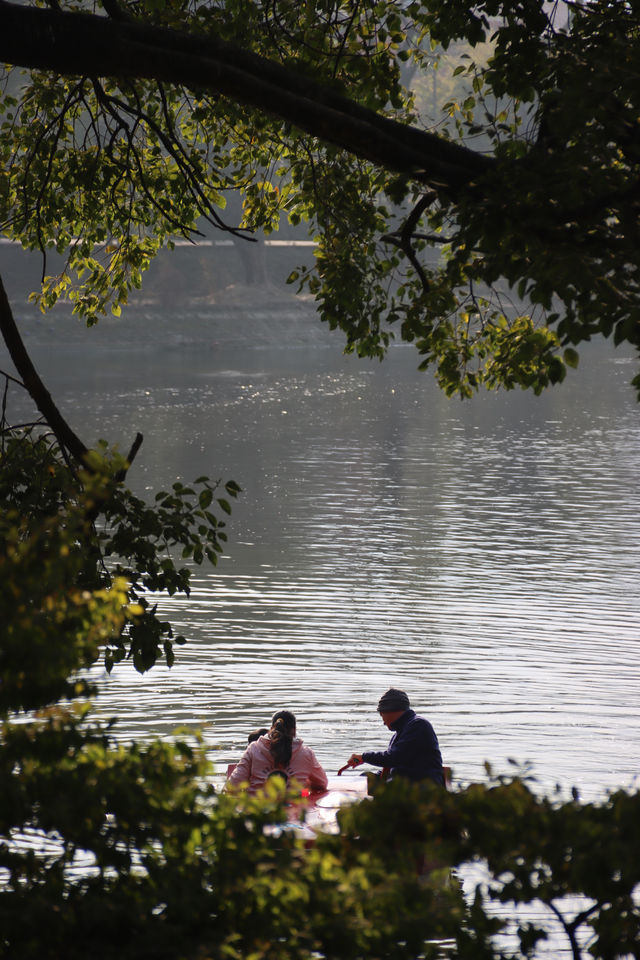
[377, 688, 410, 713]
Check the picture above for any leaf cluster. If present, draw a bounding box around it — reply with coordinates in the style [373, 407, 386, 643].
[0, 425, 240, 684]
[2, 704, 639, 960]
[3, 0, 640, 395]
[2, 486, 639, 959]
[339, 774, 640, 960]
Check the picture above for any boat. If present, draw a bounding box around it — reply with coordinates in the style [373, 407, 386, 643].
[225, 765, 451, 844]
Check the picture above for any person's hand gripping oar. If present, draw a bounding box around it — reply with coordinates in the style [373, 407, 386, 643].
[337, 754, 363, 776]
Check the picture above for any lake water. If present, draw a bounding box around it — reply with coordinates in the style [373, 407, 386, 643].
[4, 319, 640, 802]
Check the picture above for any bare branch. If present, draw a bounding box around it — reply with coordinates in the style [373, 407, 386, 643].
[0, 273, 87, 461]
[114, 431, 144, 481]
[101, 0, 130, 21]
[382, 192, 438, 294]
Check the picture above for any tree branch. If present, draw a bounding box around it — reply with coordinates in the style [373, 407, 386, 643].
[382, 193, 438, 293]
[0, 273, 88, 462]
[115, 431, 144, 481]
[0, 0, 493, 196]
[0, 276, 145, 476]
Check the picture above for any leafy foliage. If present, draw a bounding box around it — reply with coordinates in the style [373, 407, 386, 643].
[2, 445, 639, 959]
[1, 4, 640, 958]
[0, 423, 239, 681]
[338, 773, 640, 960]
[1, 0, 640, 396]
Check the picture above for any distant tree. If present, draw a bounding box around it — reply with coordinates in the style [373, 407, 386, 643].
[1, 0, 639, 399]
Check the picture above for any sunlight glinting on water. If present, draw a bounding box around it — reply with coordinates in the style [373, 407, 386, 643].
[20, 339, 633, 802]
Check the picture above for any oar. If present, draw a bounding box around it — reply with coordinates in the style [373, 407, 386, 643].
[337, 758, 362, 776]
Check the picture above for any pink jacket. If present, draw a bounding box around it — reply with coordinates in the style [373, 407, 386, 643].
[228, 735, 328, 792]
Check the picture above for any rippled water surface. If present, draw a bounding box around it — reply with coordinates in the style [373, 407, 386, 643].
[13, 333, 640, 800]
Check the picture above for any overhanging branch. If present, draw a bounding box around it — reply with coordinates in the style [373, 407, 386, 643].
[0, 0, 493, 195]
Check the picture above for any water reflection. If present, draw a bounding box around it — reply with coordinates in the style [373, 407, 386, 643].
[6, 333, 640, 800]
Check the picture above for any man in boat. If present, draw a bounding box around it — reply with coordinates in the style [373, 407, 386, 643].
[347, 688, 445, 787]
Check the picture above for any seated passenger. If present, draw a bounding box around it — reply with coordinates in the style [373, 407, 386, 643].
[228, 710, 328, 792]
[247, 727, 268, 744]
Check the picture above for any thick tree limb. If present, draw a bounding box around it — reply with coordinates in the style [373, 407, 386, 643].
[0, 0, 493, 194]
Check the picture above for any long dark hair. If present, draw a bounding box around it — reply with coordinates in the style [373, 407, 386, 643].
[268, 710, 296, 769]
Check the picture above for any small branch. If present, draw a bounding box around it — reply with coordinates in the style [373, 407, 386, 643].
[332, 0, 360, 79]
[468, 278, 482, 319]
[547, 900, 586, 960]
[1, 374, 8, 447]
[402, 192, 437, 237]
[411, 231, 454, 244]
[0, 367, 25, 388]
[115, 431, 144, 481]
[383, 230, 431, 293]
[1, 419, 48, 434]
[101, 0, 131, 21]
[94, 79, 252, 239]
[382, 192, 438, 294]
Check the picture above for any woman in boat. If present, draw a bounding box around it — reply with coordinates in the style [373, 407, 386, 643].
[227, 710, 328, 792]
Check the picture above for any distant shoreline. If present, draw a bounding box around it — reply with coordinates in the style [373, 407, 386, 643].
[4, 290, 336, 351]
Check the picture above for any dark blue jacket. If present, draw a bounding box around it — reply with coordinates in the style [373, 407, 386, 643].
[362, 709, 444, 786]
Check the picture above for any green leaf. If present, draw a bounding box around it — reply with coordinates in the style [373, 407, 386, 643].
[563, 347, 579, 369]
[199, 488, 213, 510]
